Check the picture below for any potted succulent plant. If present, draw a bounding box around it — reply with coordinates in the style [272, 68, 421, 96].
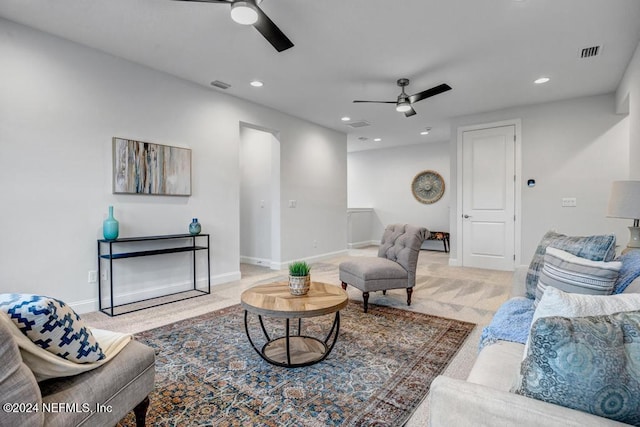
[288, 261, 311, 296]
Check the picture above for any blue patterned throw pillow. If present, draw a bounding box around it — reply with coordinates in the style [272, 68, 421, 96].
[525, 231, 616, 299]
[0, 294, 105, 363]
[516, 311, 640, 425]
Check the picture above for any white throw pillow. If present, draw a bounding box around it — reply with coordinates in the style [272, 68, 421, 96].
[534, 247, 621, 306]
[533, 286, 640, 325]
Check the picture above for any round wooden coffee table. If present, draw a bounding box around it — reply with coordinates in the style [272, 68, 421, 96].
[240, 281, 348, 368]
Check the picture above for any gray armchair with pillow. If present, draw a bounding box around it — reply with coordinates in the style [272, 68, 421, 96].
[429, 231, 640, 427]
[339, 224, 427, 313]
[0, 294, 155, 427]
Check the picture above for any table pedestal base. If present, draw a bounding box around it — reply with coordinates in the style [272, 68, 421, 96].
[244, 311, 341, 368]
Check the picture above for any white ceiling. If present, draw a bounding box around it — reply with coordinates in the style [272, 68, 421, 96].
[1, 0, 639, 152]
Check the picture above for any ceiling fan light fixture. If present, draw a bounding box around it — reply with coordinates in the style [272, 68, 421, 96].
[396, 101, 412, 113]
[231, 1, 258, 25]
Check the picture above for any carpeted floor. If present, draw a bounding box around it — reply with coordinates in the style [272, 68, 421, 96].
[116, 302, 475, 426]
[83, 248, 514, 425]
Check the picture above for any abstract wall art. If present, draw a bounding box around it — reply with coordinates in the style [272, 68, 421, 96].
[112, 137, 191, 196]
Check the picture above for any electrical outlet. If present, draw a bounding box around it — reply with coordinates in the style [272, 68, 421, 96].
[88, 271, 97, 283]
[313, 240, 318, 248]
[101, 269, 109, 281]
[561, 197, 577, 207]
[288, 200, 297, 208]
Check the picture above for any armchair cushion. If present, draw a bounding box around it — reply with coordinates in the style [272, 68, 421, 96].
[339, 258, 408, 292]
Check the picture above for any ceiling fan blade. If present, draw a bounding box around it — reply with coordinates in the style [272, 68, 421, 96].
[408, 83, 452, 104]
[253, 6, 294, 52]
[353, 100, 396, 104]
[404, 106, 417, 117]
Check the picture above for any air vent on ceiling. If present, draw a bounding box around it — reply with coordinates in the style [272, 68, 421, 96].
[346, 120, 371, 128]
[357, 136, 369, 141]
[580, 45, 601, 58]
[210, 80, 231, 89]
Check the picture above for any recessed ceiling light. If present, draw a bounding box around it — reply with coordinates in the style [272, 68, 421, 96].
[534, 77, 550, 84]
[373, 138, 382, 142]
[341, 116, 351, 121]
[250, 80, 263, 87]
[420, 131, 429, 135]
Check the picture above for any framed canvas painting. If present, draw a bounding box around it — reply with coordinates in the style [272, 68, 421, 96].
[112, 137, 191, 196]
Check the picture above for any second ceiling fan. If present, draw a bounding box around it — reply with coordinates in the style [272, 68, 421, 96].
[173, 0, 294, 52]
[354, 79, 452, 117]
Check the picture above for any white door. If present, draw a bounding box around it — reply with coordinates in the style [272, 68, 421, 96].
[462, 125, 515, 270]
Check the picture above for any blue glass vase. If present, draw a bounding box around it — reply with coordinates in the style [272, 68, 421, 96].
[189, 218, 201, 235]
[103, 206, 119, 241]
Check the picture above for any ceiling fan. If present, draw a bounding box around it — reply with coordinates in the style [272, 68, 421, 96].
[353, 79, 452, 117]
[173, 0, 294, 52]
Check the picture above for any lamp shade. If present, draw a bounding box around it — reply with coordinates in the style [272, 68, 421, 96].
[607, 181, 640, 220]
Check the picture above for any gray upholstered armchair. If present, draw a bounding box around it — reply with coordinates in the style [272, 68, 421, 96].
[339, 224, 428, 313]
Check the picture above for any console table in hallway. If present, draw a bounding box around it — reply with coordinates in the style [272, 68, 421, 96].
[97, 233, 210, 316]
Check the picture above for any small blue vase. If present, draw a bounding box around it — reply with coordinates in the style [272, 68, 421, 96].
[103, 206, 119, 241]
[189, 218, 201, 235]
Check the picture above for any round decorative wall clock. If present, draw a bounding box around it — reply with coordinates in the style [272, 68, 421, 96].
[411, 170, 445, 204]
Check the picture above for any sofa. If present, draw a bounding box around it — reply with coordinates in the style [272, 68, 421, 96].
[0, 313, 155, 427]
[429, 237, 640, 427]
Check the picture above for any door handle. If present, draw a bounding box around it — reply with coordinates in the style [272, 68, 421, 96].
[463, 214, 472, 219]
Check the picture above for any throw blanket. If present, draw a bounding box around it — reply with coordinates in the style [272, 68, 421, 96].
[0, 314, 132, 381]
[614, 250, 640, 293]
[479, 297, 535, 351]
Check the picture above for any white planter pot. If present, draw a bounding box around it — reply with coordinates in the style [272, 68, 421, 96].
[288, 275, 310, 296]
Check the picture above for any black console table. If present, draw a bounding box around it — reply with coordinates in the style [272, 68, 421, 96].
[97, 234, 210, 316]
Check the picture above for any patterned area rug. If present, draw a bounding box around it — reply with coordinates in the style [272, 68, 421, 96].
[118, 301, 475, 426]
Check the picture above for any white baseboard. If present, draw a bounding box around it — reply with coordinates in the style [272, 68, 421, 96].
[348, 240, 380, 249]
[240, 256, 277, 270]
[71, 271, 242, 314]
[270, 249, 349, 270]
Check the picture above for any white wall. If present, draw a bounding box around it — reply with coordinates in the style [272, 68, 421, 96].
[347, 142, 450, 248]
[239, 127, 277, 265]
[0, 18, 347, 312]
[449, 93, 630, 266]
[617, 40, 640, 179]
[280, 128, 348, 264]
[347, 209, 377, 248]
